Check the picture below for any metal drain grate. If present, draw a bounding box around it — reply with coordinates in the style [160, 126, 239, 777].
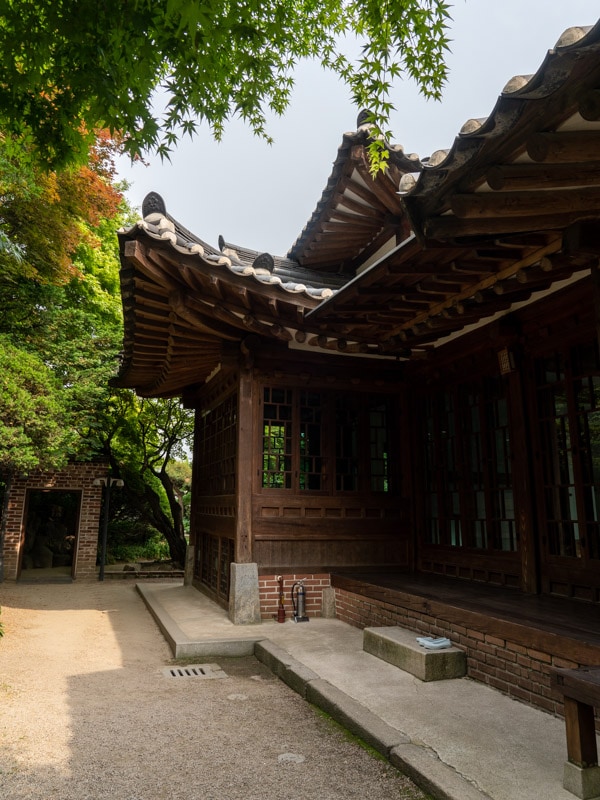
[163, 663, 227, 679]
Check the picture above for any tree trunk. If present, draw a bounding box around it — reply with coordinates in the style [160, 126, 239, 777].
[143, 478, 187, 567]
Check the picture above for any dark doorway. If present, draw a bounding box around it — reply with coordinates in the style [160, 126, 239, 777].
[20, 490, 82, 581]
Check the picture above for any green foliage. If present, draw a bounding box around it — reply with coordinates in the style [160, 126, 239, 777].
[0, 130, 136, 474]
[106, 394, 194, 564]
[0, 0, 451, 170]
[0, 334, 74, 474]
[104, 525, 171, 564]
[166, 459, 192, 531]
[0, 132, 192, 565]
[0, 136, 123, 284]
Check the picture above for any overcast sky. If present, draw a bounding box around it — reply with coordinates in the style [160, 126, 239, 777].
[116, 1, 599, 256]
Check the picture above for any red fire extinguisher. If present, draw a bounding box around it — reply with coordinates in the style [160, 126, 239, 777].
[276, 575, 286, 623]
[291, 580, 309, 622]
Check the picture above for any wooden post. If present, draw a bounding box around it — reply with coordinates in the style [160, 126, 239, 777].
[563, 697, 599, 769]
[591, 261, 600, 358]
[235, 367, 254, 563]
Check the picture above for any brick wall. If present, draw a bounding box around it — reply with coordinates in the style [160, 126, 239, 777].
[2, 463, 107, 581]
[334, 586, 586, 721]
[259, 573, 331, 621]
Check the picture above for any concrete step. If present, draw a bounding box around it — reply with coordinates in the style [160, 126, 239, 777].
[363, 626, 467, 682]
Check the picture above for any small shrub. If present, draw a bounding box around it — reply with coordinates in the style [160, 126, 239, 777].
[105, 530, 170, 563]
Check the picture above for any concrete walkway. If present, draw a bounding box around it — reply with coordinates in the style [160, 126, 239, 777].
[138, 581, 596, 800]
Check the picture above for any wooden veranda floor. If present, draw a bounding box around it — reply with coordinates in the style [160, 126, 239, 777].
[330, 569, 600, 664]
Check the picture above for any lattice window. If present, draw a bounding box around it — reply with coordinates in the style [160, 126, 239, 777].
[422, 378, 514, 551]
[486, 383, 515, 552]
[262, 387, 293, 489]
[197, 394, 237, 495]
[368, 400, 389, 493]
[197, 532, 233, 601]
[537, 344, 600, 561]
[262, 387, 392, 494]
[335, 396, 359, 491]
[299, 390, 323, 490]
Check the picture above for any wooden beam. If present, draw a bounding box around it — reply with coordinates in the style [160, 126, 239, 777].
[334, 192, 383, 219]
[357, 286, 408, 296]
[527, 131, 600, 164]
[303, 234, 370, 253]
[493, 234, 552, 249]
[321, 219, 379, 234]
[344, 177, 391, 214]
[123, 240, 182, 292]
[452, 187, 600, 220]
[388, 299, 433, 310]
[169, 291, 240, 341]
[426, 212, 578, 239]
[354, 161, 404, 213]
[389, 238, 561, 331]
[487, 162, 600, 191]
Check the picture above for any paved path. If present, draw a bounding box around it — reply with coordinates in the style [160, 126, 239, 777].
[0, 582, 428, 800]
[137, 581, 595, 800]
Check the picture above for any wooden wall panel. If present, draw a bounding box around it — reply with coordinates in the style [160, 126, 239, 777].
[254, 534, 408, 570]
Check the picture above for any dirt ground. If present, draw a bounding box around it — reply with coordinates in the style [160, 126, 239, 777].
[0, 581, 430, 800]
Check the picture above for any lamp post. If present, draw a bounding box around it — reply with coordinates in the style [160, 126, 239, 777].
[94, 476, 124, 581]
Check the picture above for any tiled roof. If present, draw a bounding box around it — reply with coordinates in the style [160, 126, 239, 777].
[307, 19, 600, 352]
[398, 21, 600, 234]
[287, 114, 421, 270]
[123, 192, 344, 302]
[115, 19, 600, 396]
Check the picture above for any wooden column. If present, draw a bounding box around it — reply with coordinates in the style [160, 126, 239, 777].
[235, 366, 254, 563]
[591, 261, 600, 358]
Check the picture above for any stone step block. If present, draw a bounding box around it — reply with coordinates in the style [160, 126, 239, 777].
[363, 626, 467, 682]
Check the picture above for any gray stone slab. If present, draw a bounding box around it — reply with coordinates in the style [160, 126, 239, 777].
[254, 639, 319, 697]
[321, 586, 337, 618]
[364, 626, 466, 682]
[305, 678, 409, 757]
[228, 562, 262, 624]
[176, 638, 257, 659]
[390, 743, 493, 800]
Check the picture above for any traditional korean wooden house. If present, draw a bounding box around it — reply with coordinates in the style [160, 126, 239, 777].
[115, 21, 600, 715]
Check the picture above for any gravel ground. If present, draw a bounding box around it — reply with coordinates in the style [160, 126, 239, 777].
[0, 582, 429, 800]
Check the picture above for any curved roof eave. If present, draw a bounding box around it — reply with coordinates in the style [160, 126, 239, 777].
[398, 20, 600, 233]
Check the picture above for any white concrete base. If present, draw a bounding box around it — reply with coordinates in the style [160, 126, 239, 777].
[563, 762, 600, 799]
[228, 562, 262, 625]
[364, 626, 467, 682]
[321, 586, 337, 618]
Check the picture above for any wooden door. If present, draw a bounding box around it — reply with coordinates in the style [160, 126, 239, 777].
[534, 344, 600, 602]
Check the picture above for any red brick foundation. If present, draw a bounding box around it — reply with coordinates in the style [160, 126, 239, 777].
[2, 462, 108, 581]
[259, 573, 331, 621]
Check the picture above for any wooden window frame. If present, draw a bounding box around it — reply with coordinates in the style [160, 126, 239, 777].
[421, 376, 516, 553]
[259, 385, 395, 496]
[535, 342, 600, 566]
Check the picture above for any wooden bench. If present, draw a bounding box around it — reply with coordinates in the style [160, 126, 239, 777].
[551, 666, 600, 799]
